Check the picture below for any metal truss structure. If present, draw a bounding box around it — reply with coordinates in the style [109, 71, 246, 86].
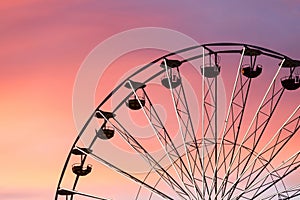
[55, 43, 300, 200]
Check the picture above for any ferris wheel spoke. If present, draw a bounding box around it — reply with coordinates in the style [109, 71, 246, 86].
[218, 59, 286, 199]
[96, 110, 189, 200]
[240, 106, 300, 190]
[75, 147, 175, 200]
[202, 76, 219, 199]
[219, 106, 300, 199]
[210, 47, 247, 199]
[137, 146, 201, 200]
[198, 47, 223, 199]
[219, 66, 254, 197]
[238, 151, 300, 199]
[125, 80, 198, 199]
[162, 59, 205, 199]
[261, 184, 300, 200]
[138, 140, 247, 200]
[226, 82, 286, 199]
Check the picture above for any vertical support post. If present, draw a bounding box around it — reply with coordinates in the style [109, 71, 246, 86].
[214, 72, 218, 196]
[201, 46, 206, 199]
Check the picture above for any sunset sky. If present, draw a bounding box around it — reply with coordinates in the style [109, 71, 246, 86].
[1, 1, 300, 199]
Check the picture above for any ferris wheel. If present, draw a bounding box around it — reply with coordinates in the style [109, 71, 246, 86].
[55, 43, 300, 200]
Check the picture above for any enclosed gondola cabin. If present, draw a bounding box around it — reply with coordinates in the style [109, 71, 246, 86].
[241, 64, 262, 78]
[127, 95, 145, 110]
[124, 81, 146, 110]
[279, 59, 300, 90]
[160, 58, 182, 88]
[72, 163, 92, 176]
[161, 74, 181, 89]
[70, 147, 93, 176]
[281, 76, 300, 90]
[96, 126, 115, 140]
[201, 65, 220, 78]
[94, 111, 116, 139]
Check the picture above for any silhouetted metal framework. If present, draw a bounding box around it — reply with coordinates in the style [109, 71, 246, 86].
[55, 43, 300, 200]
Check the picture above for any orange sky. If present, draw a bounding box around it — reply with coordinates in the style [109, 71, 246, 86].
[1, 1, 300, 199]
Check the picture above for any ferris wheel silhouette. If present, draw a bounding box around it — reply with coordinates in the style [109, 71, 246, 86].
[55, 42, 300, 200]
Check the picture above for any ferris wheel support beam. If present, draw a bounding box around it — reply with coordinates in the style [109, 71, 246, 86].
[261, 184, 300, 200]
[241, 106, 300, 190]
[162, 60, 205, 199]
[197, 46, 222, 199]
[201, 76, 219, 198]
[210, 48, 246, 199]
[96, 111, 190, 200]
[220, 59, 286, 199]
[218, 56, 283, 197]
[126, 80, 198, 200]
[232, 151, 300, 199]
[201, 47, 207, 199]
[219, 54, 257, 197]
[145, 139, 249, 200]
[224, 106, 300, 199]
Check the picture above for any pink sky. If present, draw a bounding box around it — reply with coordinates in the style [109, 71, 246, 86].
[1, 0, 300, 199]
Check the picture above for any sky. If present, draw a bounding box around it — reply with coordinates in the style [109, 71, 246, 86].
[1, 0, 300, 199]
